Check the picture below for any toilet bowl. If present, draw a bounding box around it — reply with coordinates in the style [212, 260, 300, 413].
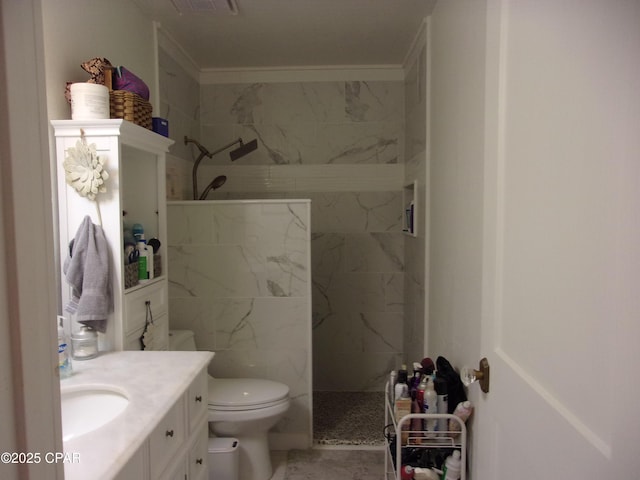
[208, 377, 290, 480]
[168, 330, 290, 480]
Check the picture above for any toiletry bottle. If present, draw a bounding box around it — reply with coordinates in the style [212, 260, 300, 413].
[449, 401, 473, 435]
[395, 381, 408, 403]
[416, 374, 428, 412]
[434, 374, 449, 432]
[410, 396, 424, 444]
[146, 239, 154, 280]
[441, 450, 462, 480]
[398, 363, 408, 385]
[57, 316, 72, 378]
[423, 377, 438, 436]
[140, 234, 154, 280]
[395, 388, 412, 444]
[395, 364, 409, 403]
[132, 223, 144, 241]
[400, 465, 415, 480]
[410, 362, 422, 399]
[414, 468, 441, 480]
[389, 370, 398, 403]
[137, 238, 149, 282]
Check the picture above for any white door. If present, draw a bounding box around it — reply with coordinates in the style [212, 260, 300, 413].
[476, 0, 640, 478]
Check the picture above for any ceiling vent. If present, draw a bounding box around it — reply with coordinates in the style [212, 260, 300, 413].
[170, 0, 238, 15]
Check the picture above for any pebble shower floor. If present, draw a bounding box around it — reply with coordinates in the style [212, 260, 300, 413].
[313, 391, 386, 446]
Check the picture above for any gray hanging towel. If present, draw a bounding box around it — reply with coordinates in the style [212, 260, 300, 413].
[63, 215, 112, 333]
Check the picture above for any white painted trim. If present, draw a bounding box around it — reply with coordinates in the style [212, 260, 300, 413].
[156, 25, 200, 82]
[168, 199, 312, 205]
[423, 15, 432, 358]
[151, 21, 161, 113]
[199, 65, 405, 84]
[403, 18, 428, 75]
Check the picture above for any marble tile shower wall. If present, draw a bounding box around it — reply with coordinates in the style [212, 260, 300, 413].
[199, 81, 406, 392]
[157, 48, 200, 199]
[167, 201, 312, 444]
[199, 81, 402, 166]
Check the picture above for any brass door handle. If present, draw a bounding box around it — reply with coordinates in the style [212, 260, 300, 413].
[461, 357, 490, 393]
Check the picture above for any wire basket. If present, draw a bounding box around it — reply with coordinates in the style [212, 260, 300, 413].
[109, 90, 152, 129]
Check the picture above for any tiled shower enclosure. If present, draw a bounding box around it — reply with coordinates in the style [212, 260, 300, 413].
[167, 200, 312, 449]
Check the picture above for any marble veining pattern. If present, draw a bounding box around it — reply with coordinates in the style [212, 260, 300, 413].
[199, 80, 402, 167]
[167, 200, 312, 444]
[158, 53, 410, 395]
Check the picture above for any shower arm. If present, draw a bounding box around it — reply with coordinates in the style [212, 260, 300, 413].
[188, 137, 242, 200]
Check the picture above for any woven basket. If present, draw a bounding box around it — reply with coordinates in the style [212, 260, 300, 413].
[110, 90, 152, 129]
[153, 254, 162, 277]
[124, 262, 139, 289]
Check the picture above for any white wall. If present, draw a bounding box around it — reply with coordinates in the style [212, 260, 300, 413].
[41, 0, 158, 121]
[428, 1, 485, 371]
[428, 0, 487, 471]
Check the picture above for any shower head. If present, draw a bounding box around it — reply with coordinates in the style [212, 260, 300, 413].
[229, 138, 258, 161]
[199, 175, 227, 200]
[187, 135, 259, 199]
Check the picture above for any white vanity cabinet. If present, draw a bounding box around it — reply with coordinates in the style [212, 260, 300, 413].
[112, 365, 211, 480]
[61, 351, 213, 480]
[152, 369, 210, 480]
[52, 119, 174, 351]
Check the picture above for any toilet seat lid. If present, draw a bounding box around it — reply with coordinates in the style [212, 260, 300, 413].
[208, 378, 289, 408]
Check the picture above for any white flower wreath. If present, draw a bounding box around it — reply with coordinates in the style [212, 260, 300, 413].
[63, 138, 109, 200]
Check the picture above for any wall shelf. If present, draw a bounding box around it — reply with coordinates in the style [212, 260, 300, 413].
[52, 119, 174, 351]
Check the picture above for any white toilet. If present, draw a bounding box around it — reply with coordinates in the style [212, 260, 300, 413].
[169, 330, 290, 480]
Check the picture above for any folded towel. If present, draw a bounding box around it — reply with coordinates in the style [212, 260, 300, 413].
[63, 216, 112, 333]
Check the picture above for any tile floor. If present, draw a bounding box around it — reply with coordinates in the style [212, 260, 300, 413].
[270, 448, 386, 480]
[267, 391, 388, 479]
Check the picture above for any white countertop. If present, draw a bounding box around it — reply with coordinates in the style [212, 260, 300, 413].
[61, 350, 214, 480]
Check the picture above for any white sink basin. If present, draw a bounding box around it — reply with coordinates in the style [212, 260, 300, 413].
[61, 385, 129, 442]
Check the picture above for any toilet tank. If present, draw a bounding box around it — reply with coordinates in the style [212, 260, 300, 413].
[168, 330, 196, 351]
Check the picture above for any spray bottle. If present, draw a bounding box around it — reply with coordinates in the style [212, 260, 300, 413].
[423, 377, 438, 437]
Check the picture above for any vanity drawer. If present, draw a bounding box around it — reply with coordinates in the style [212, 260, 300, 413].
[149, 397, 186, 479]
[124, 282, 167, 335]
[188, 423, 209, 480]
[188, 368, 208, 432]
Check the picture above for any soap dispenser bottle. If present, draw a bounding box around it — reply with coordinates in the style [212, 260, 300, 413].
[57, 316, 72, 378]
